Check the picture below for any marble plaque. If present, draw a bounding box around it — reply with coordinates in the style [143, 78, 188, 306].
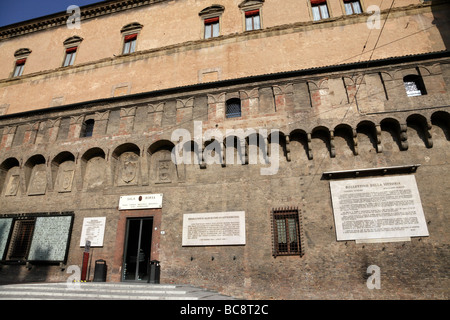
[182, 211, 246, 246]
[79, 217, 106, 247]
[330, 175, 429, 241]
[28, 216, 73, 261]
[119, 194, 163, 210]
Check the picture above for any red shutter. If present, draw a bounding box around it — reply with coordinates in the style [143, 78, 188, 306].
[66, 47, 77, 53]
[16, 58, 26, 65]
[204, 17, 219, 24]
[245, 9, 259, 17]
[310, 0, 327, 5]
[124, 33, 137, 41]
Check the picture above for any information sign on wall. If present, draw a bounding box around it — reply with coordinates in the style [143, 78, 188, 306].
[182, 211, 246, 246]
[330, 175, 429, 241]
[119, 194, 163, 210]
[79, 217, 106, 247]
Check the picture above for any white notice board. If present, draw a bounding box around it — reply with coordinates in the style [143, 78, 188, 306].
[80, 217, 106, 247]
[330, 175, 429, 241]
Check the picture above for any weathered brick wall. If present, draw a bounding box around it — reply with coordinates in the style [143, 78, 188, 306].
[0, 56, 449, 299]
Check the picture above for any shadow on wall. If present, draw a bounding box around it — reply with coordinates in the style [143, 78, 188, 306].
[431, 1, 450, 51]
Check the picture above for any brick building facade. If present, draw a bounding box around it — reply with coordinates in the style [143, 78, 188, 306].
[0, 0, 449, 299]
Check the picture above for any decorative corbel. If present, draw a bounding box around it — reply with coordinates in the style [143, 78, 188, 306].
[307, 133, 313, 160]
[400, 124, 408, 151]
[329, 130, 336, 158]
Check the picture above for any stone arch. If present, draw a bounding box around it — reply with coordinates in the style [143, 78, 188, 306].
[24, 154, 47, 195]
[289, 129, 311, 161]
[247, 132, 268, 165]
[380, 117, 406, 151]
[334, 123, 357, 156]
[224, 134, 246, 165]
[268, 131, 288, 162]
[81, 147, 107, 190]
[356, 120, 379, 153]
[0, 157, 20, 196]
[311, 126, 334, 158]
[406, 114, 432, 148]
[431, 111, 450, 141]
[112, 143, 141, 186]
[204, 138, 224, 166]
[148, 140, 180, 183]
[51, 151, 76, 193]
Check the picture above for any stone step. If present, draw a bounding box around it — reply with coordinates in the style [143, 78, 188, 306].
[0, 282, 236, 300]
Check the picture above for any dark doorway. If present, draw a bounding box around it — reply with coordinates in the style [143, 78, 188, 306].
[122, 218, 153, 281]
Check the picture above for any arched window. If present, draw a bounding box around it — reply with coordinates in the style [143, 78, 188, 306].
[80, 119, 95, 138]
[121, 22, 143, 54]
[403, 75, 426, 97]
[12, 48, 31, 78]
[199, 5, 224, 39]
[63, 36, 83, 67]
[226, 98, 242, 118]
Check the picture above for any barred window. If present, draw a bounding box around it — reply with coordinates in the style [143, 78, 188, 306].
[272, 207, 303, 257]
[226, 98, 242, 118]
[403, 75, 427, 97]
[7, 218, 36, 261]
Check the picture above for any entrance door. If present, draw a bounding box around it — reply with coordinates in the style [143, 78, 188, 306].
[122, 218, 153, 281]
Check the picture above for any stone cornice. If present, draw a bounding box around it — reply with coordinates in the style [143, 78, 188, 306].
[0, 0, 167, 40]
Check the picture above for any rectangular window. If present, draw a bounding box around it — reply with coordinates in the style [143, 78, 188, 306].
[63, 47, 77, 67]
[13, 58, 26, 77]
[311, 0, 329, 21]
[245, 10, 261, 31]
[272, 208, 303, 257]
[344, 0, 362, 15]
[204, 17, 220, 39]
[7, 218, 36, 260]
[123, 33, 137, 54]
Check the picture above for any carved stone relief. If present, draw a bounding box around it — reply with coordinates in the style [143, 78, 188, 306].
[117, 152, 139, 186]
[152, 150, 175, 184]
[85, 157, 106, 190]
[5, 173, 20, 196]
[28, 164, 47, 195]
[56, 161, 75, 193]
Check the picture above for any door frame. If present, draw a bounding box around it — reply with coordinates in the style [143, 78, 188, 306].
[111, 209, 162, 282]
[122, 217, 153, 282]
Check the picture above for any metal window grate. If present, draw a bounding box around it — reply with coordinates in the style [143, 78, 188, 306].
[226, 99, 241, 118]
[271, 207, 304, 257]
[8, 218, 36, 260]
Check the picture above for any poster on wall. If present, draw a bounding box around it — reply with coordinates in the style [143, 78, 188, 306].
[330, 175, 429, 241]
[79, 217, 106, 247]
[182, 211, 246, 246]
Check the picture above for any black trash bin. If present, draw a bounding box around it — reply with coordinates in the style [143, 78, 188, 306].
[148, 260, 160, 284]
[93, 259, 107, 282]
